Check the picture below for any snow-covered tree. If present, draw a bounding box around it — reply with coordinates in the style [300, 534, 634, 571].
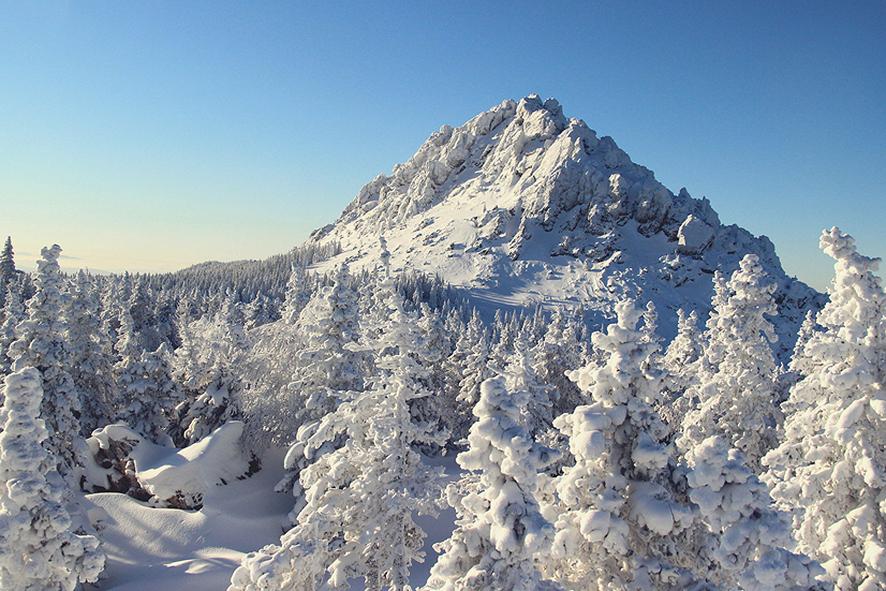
[531, 306, 584, 417]
[658, 309, 702, 430]
[542, 300, 696, 590]
[230, 280, 444, 591]
[68, 271, 116, 434]
[504, 329, 556, 438]
[409, 301, 456, 448]
[788, 310, 818, 378]
[128, 276, 160, 352]
[0, 280, 24, 376]
[0, 367, 105, 590]
[281, 264, 311, 325]
[424, 376, 561, 591]
[115, 309, 178, 445]
[679, 255, 781, 470]
[7, 245, 83, 475]
[0, 237, 16, 303]
[173, 295, 247, 446]
[763, 227, 886, 591]
[543, 300, 822, 590]
[685, 436, 826, 591]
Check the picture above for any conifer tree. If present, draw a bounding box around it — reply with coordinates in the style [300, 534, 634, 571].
[658, 309, 702, 430]
[0, 281, 24, 376]
[68, 271, 116, 434]
[679, 255, 781, 470]
[230, 278, 444, 591]
[8, 245, 83, 475]
[763, 228, 886, 591]
[424, 377, 562, 591]
[0, 367, 105, 590]
[531, 306, 584, 417]
[543, 300, 823, 590]
[0, 237, 16, 302]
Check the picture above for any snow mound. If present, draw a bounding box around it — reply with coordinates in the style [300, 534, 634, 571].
[83, 421, 254, 509]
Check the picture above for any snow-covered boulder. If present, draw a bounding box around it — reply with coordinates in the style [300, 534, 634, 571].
[677, 214, 715, 255]
[82, 421, 256, 509]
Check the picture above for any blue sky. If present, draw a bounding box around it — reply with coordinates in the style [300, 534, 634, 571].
[1, 1, 883, 290]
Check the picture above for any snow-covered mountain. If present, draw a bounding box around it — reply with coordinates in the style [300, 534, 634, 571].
[308, 95, 821, 350]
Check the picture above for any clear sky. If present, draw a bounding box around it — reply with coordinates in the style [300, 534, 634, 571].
[1, 1, 883, 290]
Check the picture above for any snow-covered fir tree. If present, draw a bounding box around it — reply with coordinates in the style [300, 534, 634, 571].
[0, 237, 16, 305]
[685, 436, 826, 591]
[281, 264, 312, 325]
[230, 277, 445, 591]
[531, 306, 584, 417]
[7, 245, 83, 475]
[0, 280, 24, 376]
[679, 254, 782, 470]
[272, 264, 364, 508]
[788, 309, 819, 378]
[424, 376, 562, 591]
[67, 271, 116, 434]
[115, 308, 178, 445]
[658, 308, 703, 431]
[504, 328, 556, 438]
[0, 367, 105, 590]
[173, 294, 247, 445]
[541, 299, 696, 590]
[763, 227, 886, 591]
[542, 299, 822, 590]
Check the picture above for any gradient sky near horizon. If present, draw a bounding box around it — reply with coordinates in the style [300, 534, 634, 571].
[1, 1, 884, 290]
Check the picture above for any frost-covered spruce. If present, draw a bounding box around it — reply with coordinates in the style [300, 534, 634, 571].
[542, 300, 696, 590]
[455, 310, 493, 407]
[0, 280, 24, 376]
[115, 309, 178, 445]
[685, 436, 826, 590]
[658, 308, 702, 430]
[409, 301, 457, 448]
[679, 254, 781, 470]
[173, 295, 246, 445]
[128, 276, 161, 352]
[763, 228, 886, 591]
[423, 377, 562, 591]
[0, 367, 105, 590]
[505, 328, 556, 438]
[788, 310, 819, 378]
[530, 306, 584, 417]
[281, 263, 312, 325]
[0, 237, 16, 298]
[68, 271, 116, 434]
[7, 245, 83, 475]
[273, 264, 364, 509]
[447, 308, 490, 441]
[230, 280, 444, 591]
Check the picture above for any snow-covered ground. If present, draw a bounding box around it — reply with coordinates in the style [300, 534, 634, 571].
[84, 448, 458, 590]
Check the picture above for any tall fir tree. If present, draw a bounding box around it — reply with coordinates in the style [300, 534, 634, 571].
[763, 228, 886, 591]
[424, 376, 562, 591]
[0, 367, 105, 590]
[67, 271, 116, 434]
[231, 278, 445, 591]
[678, 255, 782, 471]
[7, 245, 83, 475]
[0, 281, 24, 376]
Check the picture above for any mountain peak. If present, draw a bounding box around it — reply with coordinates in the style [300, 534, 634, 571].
[309, 97, 820, 352]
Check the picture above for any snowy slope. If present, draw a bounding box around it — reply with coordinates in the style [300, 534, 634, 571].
[308, 95, 821, 350]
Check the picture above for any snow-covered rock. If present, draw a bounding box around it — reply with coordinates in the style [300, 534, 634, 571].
[83, 421, 255, 509]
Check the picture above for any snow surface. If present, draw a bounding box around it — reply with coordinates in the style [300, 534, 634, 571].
[86, 448, 459, 590]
